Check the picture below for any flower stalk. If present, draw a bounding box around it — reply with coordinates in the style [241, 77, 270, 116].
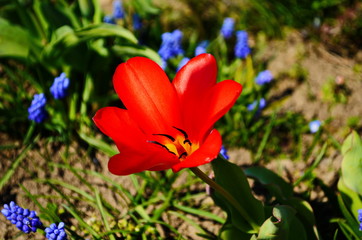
[190, 166, 260, 232]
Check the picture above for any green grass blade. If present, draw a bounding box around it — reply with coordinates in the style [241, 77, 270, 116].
[78, 132, 117, 156]
[0, 135, 38, 191]
[173, 203, 225, 224]
[62, 204, 101, 238]
[254, 112, 276, 162]
[94, 188, 116, 240]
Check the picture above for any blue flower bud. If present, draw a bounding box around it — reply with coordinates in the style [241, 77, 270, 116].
[247, 98, 266, 111]
[195, 41, 209, 56]
[1, 201, 43, 234]
[255, 70, 273, 85]
[234, 30, 251, 59]
[158, 30, 184, 61]
[133, 14, 142, 30]
[177, 57, 190, 72]
[358, 209, 362, 231]
[50, 72, 70, 99]
[112, 0, 124, 19]
[220, 145, 230, 160]
[220, 18, 235, 39]
[309, 120, 321, 133]
[45, 222, 68, 240]
[28, 93, 47, 123]
[103, 15, 116, 24]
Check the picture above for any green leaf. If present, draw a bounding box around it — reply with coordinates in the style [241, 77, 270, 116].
[244, 166, 293, 199]
[43, 24, 137, 62]
[245, 166, 319, 239]
[78, 133, 118, 157]
[112, 45, 162, 64]
[0, 18, 40, 59]
[219, 217, 252, 240]
[331, 218, 362, 240]
[341, 131, 362, 195]
[211, 158, 264, 233]
[76, 23, 137, 43]
[338, 178, 362, 226]
[257, 205, 300, 240]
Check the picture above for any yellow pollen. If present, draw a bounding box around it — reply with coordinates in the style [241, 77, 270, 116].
[164, 135, 198, 160]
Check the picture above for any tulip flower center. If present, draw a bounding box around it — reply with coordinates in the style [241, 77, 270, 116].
[149, 127, 199, 160]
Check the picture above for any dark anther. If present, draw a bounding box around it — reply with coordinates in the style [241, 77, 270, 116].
[183, 139, 192, 146]
[173, 126, 188, 139]
[148, 141, 176, 155]
[152, 134, 175, 142]
[179, 152, 188, 159]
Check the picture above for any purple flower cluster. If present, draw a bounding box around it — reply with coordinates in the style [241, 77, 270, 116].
[1, 201, 43, 234]
[358, 209, 362, 231]
[195, 41, 209, 56]
[103, 0, 125, 24]
[309, 120, 321, 133]
[112, 0, 125, 19]
[177, 57, 190, 72]
[45, 222, 68, 240]
[255, 70, 273, 85]
[247, 98, 266, 111]
[28, 93, 47, 123]
[234, 30, 251, 59]
[220, 18, 235, 39]
[220, 145, 230, 160]
[132, 13, 142, 30]
[103, 15, 116, 24]
[158, 29, 184, 62]
[50, 72, 70, 99]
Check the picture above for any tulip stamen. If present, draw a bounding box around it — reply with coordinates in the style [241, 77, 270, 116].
[173, 126, 188, 139]
[153, 134, 175, 142]
[179, 152, 188, 159]
[183, 139, 192, 146]
[150, 127, 196, 161]
[148, 141, 176, 155]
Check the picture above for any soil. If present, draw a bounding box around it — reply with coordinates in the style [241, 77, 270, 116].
[1, 25, 362, 240]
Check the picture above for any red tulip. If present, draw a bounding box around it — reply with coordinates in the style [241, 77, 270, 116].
[93, 54, 242, 175]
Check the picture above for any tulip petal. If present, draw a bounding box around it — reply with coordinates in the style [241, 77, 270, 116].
[113, 57, 181, 134]
[93, 107, 145, 150]
[109, 145, 179, 175]
[195, 80, 242, 141]
[173, 53, 217, 98]
[171, 129, 222, 172]
[172, 54, 216, 133]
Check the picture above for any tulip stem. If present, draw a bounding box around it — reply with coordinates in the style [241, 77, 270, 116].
[190, 167, 259, 231]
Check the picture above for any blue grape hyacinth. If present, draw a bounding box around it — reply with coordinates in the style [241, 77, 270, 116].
[309, 120, 321, 133]
[1, 201, 43, 234]
[195, 41, 209, 56]
[255, 70, 273, 85]
[234, 30, 251, 59]
[103, 15, 116, 24]
[50, 72, 70, 99]
[28, 93, 47, 123]
[45, 222, 68, 240]
[220, 17, 235, 39]
[358, 209, 362, 231]
[247, 98, 266, 111]
[133, 14, 142, 30]
[220, 145, 230, 160]
[158, 30, 184, 61]
[177, 57, 190, 72]
[112, 0, 124, 19]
